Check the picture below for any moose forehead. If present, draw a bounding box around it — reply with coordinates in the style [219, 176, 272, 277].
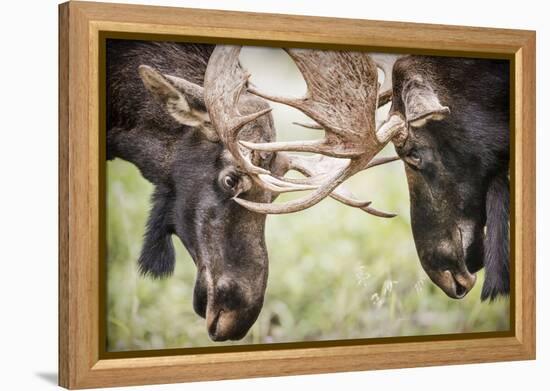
[220, 150, 236, 166]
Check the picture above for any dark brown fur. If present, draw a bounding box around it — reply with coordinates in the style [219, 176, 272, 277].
[391, 55, 510, 300]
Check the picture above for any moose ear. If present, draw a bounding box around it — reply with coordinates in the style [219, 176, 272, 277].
[138, 65, 218, 141]
[481, 174, 510, 301]
[401, 75, 450, 128]
[138, 187, 176, 278]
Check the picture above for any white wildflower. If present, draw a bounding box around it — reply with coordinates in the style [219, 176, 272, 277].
[414, 278, 426, 294]
[382, 279, 399, 296]
[355, 266, 371, 287]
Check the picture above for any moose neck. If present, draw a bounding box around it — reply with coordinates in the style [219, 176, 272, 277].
[107, 125, 181, 184]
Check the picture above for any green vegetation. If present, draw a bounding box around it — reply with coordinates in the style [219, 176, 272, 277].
[106, 154, 509, 351]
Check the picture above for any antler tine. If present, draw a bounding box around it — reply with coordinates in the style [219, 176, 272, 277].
[234, 159, 355, 214]
[254, 174, 318, 193]
[203, 45, 273, 176]
[363, 206, 397, 218]
[292, 121, 323, 130]
[239, 138, 362, 158]
[243, 153, 398, 216]
[366, 155, 401, 168]
[376, 113, 407, 144]
[378, 89, 393, 107]
[330, 187, 396, 218]
[370, 53, 403, 107]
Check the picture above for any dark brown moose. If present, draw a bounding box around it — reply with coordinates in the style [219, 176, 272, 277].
[241, 52, 511, 302]
[386, 56, 510, 300]
[107, 41, 278, 341]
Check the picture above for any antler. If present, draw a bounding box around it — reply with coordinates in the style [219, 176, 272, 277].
[203, 45, 273, 177]
[235, 48, 406, 214]
[240, 154, 398, 217]
[204, 46, 405, 215]
[244, 49, 380, 157]
[370, 53, 403, 107]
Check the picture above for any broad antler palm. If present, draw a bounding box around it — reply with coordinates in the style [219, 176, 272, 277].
[204, 45, 406, 215]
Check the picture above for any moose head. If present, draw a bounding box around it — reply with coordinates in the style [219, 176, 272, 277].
[108, 42, 279, 341]
[140, 49, 282, 341]
[386, 56, 510, 300]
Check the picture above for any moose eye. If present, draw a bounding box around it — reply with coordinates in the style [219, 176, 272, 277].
[222, 174, 238, 190]
[405, 150, 422, 169]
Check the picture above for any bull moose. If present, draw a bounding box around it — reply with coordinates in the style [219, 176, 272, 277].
[242, 54, 511, 301]
[107, 41, 400, 341]
[386, 56, 510, 301]
[107, 40, 281, 341]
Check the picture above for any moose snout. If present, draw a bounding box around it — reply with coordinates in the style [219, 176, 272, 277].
[194, 275, 262, 341]
[431, 269, 477, 299]
[417, 227, 480, 299]
[206, 307, 246, 341]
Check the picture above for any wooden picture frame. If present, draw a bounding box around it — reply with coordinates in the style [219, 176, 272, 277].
[59, 1, 536, 389]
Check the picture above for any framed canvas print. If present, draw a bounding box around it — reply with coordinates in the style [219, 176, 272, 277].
[58, 1, 536, 389]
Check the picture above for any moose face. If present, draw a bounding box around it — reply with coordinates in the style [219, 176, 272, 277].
[390, 56, 510, 300]
[171, 137, 272, 341]
[396, 123, 485, 299]
[136, 64, 276, 341]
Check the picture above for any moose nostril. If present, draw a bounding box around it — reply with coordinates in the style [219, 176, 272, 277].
[207, 310, 224, 340]
[450, 271, 476, 298]
[454, 278, 467, 297]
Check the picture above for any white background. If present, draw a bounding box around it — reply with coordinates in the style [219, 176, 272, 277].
[0, 0, 546, 389]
